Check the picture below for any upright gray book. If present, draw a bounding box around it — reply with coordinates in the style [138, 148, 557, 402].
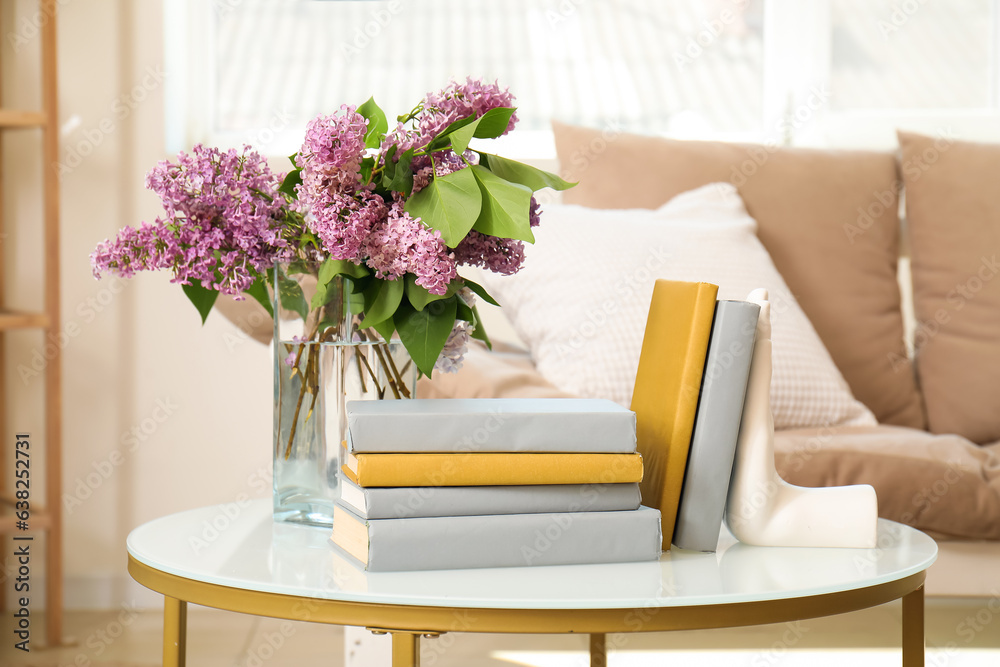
[339, 476, 642, 519]
[672, 300, 760, 552]
[346, 398, 636, 453]
[332, 503, 663, 571]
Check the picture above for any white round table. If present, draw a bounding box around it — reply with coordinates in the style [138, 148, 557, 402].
[127, 499, 937, 667]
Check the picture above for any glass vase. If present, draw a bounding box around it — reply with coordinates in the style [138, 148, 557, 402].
[272, 261, 416, 526]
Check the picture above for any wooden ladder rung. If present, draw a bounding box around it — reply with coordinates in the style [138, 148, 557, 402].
[0, 110, 46, 128]
[0, 311, 50, 330]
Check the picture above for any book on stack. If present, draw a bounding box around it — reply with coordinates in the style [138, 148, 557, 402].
[672, 299, 759, 551]
[331, 398, 662, 571]
[631, 280, 763, 553]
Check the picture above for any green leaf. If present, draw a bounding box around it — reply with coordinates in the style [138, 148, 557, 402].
[404, 166, 482, 247]
[381, 147, 415, 196]
[319, 258, 369, 283]
[358, 97, 388, 149]
[405, 275, 462, 311]
[406, 276, 445, 312]
[182, 281, 219, 325]
[310, 280, 336, 310]
[443, 108, 517, 156]
[471, 107, 516, 139]
[426, 113, 478, 152]
[370, 316, 395, 342]
[360, 278, 404, 328]
[360, 155, 375, 183]
[243, 275, 273, 318]
[277, 276, 309, 321]
[394, 297, 458, 377]
[278, 169, 302, 198]
[469, 305, 492, 349]
[448, 117, 481, 156]
[470, 165, 535, 242]
[456, 300, 475, 323]
[479, 153, 576, 192]
[462, 278, 500, 306]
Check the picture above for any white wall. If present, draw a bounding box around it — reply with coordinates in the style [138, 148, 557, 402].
[4, 0, 273, 610]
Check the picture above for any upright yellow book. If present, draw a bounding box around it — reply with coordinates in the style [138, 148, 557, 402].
[341, 451, 643, 487]
[631, 280, 719, 550]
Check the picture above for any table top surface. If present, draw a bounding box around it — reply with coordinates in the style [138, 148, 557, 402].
[127, 499, 937, 611]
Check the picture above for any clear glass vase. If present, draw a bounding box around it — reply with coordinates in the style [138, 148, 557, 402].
[272, 261, 416, 526]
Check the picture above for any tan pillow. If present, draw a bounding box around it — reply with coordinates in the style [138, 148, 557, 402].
[898, 131, 1000, 444]
[553, 121, 925, 429]
[775, 425, 1000, 540]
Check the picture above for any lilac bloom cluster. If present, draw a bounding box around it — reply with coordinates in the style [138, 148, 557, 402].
[434, 288, 477, 374]
[295, 107, 460, 295]
[91, 145, 287, 295]
[297, 82, 535, 298]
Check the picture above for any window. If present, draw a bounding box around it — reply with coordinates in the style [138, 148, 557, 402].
[166, 0, 1000, 157]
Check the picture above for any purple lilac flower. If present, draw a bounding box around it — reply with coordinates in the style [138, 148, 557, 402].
[528, 195, 541, 227]
[382, 78, 517, 158]
[91, 145, 287, 295]
[410, 151, 473, 194]
[307, 189, 387, 262]
[434, 319, 473, 374]
[418, 78, 518, 141]
[453, 231, 526, 276]
[362, 201, 458, 294]
[295, 105, 368, 204]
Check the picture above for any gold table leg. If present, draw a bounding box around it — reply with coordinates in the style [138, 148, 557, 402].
[589, 633, 607, 667]
[391, 631, 421, 667]
[163, 596, 187, 667]
[902, 585, 925, 667]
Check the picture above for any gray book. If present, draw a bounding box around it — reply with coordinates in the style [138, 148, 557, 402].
[339, 476, 642, 519]
[672, 300, 759, 552]
[346, 398, 636, 453]
[332, 503, 662, 572]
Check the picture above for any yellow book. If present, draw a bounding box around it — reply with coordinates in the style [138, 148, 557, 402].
[631, 280, 719, 550]
[341, 451, 643, 487]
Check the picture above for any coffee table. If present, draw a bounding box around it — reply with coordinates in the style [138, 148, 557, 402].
[127, 499, 937, 667]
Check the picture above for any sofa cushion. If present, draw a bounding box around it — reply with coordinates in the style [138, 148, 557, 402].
[553, 120, 925, 429]
[775, 425, 1000, 540]
[479, 184, 876, 430]
[898, 130, 1000, 444]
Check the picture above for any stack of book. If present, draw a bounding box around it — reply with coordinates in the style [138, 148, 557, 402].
[331, 398, 663, 571]
[632, 279, 761, 552]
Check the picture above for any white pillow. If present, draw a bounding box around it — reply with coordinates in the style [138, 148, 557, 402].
[480, 183, 877, 430]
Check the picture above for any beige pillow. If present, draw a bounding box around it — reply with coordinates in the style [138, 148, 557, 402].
[553, 121, 925, 429]
[776, 425, 1000, 540]
[898, 131, 1000, 444]
[480, 184, 876, 430]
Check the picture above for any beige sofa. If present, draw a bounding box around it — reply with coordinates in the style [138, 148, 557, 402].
[421, 123, 1000, 597]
